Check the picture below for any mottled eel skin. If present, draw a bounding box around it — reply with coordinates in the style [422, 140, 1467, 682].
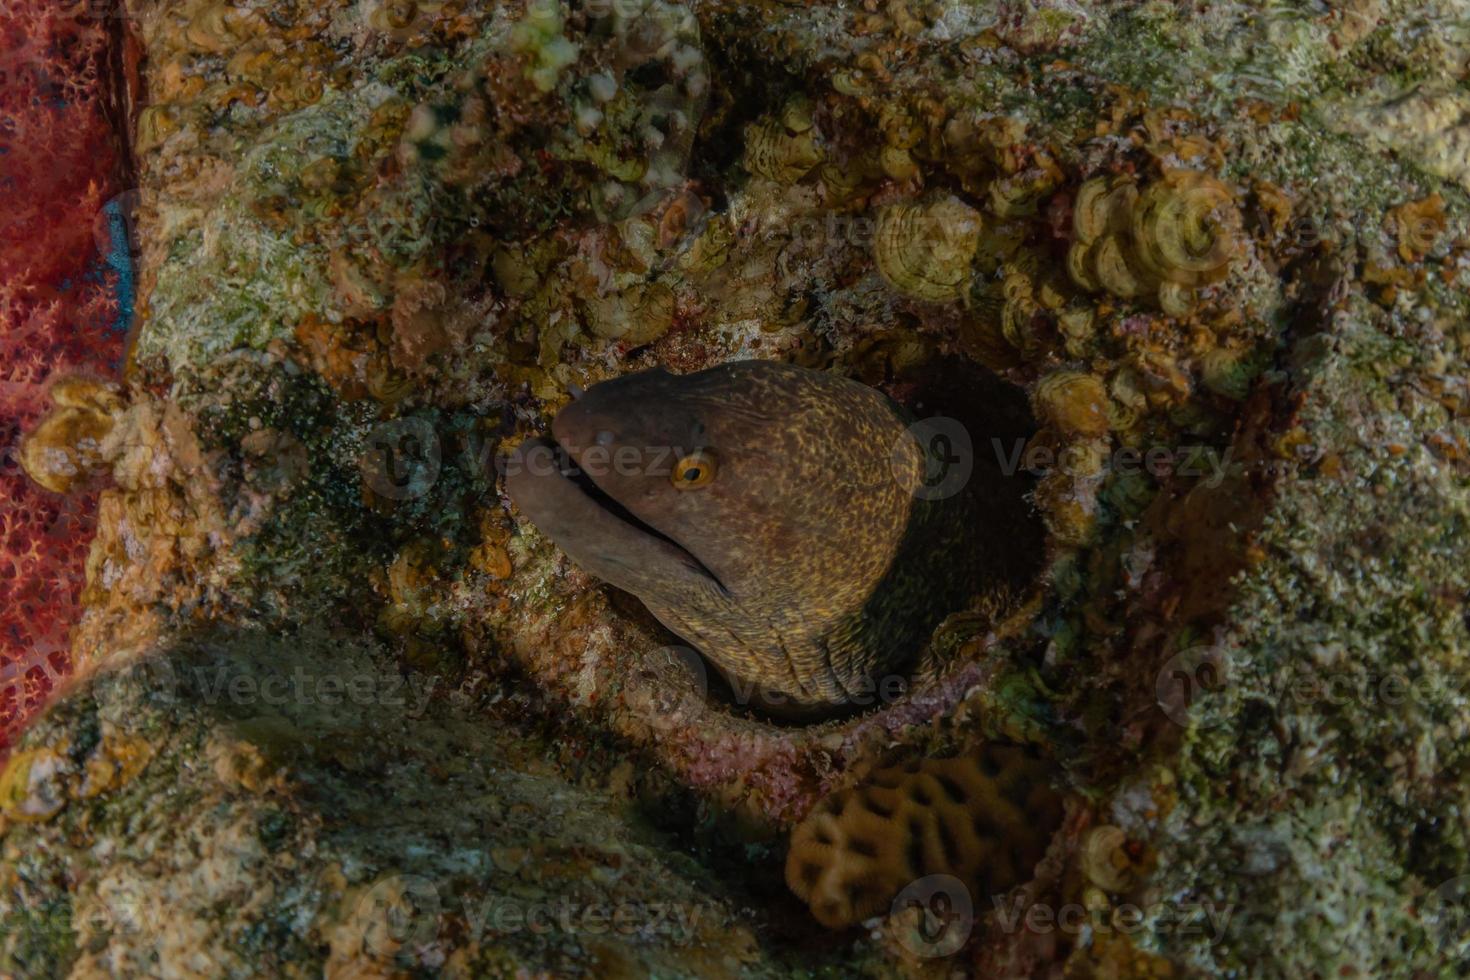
[506, 360, 1033, 717]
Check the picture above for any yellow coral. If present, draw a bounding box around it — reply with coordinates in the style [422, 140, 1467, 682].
[20, 377, 123, 494]
[1034, 370, 1110, 437]
[0, 748, 70, 823]
[1080, 824, 1144, 893]
[1131, 170, 1242, 288]
[184, 2, 263, 54]
[1388, 192, 1446, 263]
[1068, 170, 1243, 311]
[743, 98, 825, 184]
[873, 196, 982, 303]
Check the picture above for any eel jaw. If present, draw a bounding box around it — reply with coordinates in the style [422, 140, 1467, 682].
[504, 437, 729, 599]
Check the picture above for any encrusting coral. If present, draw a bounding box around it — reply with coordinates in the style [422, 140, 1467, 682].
[1067, 169, 1245, 316]
[873, 195, 983, 303]
[743, 97, 825, 185]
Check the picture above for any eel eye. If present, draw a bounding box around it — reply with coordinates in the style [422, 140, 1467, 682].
[671, 450, 717, 490]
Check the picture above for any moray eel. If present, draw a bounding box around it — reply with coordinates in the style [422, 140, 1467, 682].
[505, 359, 1032, 717]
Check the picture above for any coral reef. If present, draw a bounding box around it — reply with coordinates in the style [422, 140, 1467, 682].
[4, 0, 1470, 976]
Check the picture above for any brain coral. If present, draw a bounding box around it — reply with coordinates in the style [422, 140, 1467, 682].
[0, 1, 130, 753]
[785, 743, 1065, 928]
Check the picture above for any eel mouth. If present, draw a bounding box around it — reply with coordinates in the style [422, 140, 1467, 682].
[505, 437, 729, 597]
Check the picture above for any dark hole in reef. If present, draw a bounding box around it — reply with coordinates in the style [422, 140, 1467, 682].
[625, 60, 672, 93]
[605, 354, 1044, 728]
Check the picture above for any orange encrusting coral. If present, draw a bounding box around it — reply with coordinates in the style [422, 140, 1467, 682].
[0, 2, 129, 754]
[785, 743, 1065, 929]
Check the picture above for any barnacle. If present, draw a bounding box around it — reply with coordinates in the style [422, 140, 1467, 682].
[676, 214, 734, 275]
[941, 112, 1028, 197]
[785, 744, 1063, 929]
[879, 144, 919, 181]
[1132, 348, 1192, 407]
[20, 378, 124, 494]
[1034, 370, 1110, 437]
[873, 195, 982, 303]
[878, 102, 924, 150]
[743, 98, 825, 184]
[1058, 307, 1097, 358]
[135, 104, 183, 155]
[1089, 234, 1149, 300]
[818, 151, 882, 204]
[987, 158, 1064, 219]
[372, 0, 420, 32]
[1072, 176, 1137, 243]
[1157, 280, 1197, 318]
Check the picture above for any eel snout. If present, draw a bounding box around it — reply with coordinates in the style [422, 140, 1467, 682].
[503, 437, 724, 597]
